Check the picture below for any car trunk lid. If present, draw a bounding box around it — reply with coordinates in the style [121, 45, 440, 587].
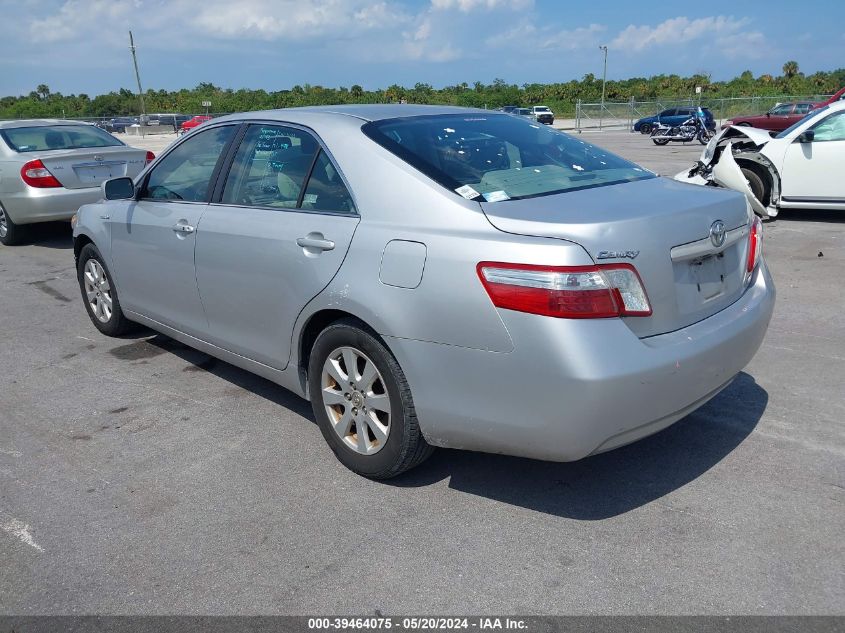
[480, 176, 752, 338]
[38, 146, 148, 190]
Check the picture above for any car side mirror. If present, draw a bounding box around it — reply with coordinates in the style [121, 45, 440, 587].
[797, 130, 815, 143]
[766, 112, 771, 117]
[102, 177, 135, 200]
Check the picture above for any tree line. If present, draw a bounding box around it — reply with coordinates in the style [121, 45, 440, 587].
[2, 62, 843, 120]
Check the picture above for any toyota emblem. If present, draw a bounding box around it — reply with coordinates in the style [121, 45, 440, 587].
[710, 220, 726, 247]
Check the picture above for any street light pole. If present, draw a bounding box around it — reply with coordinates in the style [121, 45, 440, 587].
[129, 31, 146, 121]
[599, 45, 608, 131]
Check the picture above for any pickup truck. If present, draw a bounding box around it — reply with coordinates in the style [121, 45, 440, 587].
[529, 106, 554, 125]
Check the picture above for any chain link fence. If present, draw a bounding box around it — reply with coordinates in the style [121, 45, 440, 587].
[575, 94, 833, 132]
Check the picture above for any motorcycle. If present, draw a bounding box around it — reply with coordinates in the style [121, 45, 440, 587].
[650, 107, 714, 146]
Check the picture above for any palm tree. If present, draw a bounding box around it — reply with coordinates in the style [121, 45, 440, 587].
[782, 61, 800, 78]
[36, 84, 50, 100]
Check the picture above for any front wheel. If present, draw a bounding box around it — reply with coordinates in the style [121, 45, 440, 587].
[698, 130, 714, 144]
[76, 243, 134, 336]
[308, 320, 434, 479]
[640, 123, 651, 134]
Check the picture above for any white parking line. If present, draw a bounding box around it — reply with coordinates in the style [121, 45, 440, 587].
[1, 518, 44, 552]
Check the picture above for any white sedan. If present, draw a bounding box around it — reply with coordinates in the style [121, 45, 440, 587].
[675, 101, 845, 217]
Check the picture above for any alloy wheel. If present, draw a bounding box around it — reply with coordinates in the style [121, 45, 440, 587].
[83, 259, 113, 323]
[0, 207, 7, 239]
[321, 346, 391, 455]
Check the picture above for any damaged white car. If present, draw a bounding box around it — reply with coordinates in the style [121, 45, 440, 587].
[675, 102, 845, 218]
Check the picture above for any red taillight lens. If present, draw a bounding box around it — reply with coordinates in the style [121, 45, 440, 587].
[145, 151, 155, 165]
[746, 216, 763, 274]
[20, 159, 61, 188]
[477, 262, 652, 319]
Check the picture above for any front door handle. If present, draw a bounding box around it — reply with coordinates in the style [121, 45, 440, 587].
[173, 221, 195, 235]
[297, 235, 335, 251]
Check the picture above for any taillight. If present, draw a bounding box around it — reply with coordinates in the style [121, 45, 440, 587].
[477, 262, 652, 319]
[145, 151, 155, 165]
[20, 159, 61, 188]
[746, 216, 763, 274]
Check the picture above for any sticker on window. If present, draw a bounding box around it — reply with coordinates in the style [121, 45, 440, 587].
[303, 193, 318, 205]
[483, 190, 510, 202]
[455, 184, 481, 199]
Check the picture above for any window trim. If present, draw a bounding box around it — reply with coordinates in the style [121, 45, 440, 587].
[136, 122, 242, 204]
[209, 119, 359, 217]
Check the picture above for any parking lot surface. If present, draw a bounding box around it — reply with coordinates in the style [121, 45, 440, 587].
[1, 131, 842, 614]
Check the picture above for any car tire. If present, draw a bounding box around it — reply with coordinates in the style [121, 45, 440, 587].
[76, 243, 134, 336]
[308, 319, 434, 479]
[737, 122, 752, 127]
[0, 203, 27, 246]
[740, 166, 772, 208]
[640, 123, 651, 134]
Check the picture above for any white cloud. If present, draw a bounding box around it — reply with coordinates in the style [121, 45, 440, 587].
[431, 0, 532, 11]
[611, 15, 754, 52]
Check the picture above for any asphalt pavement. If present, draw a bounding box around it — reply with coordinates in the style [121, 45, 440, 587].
[0, 131, 842, 615]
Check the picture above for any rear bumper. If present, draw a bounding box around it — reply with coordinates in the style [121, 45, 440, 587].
[1, 186, 102, 225]
[387, 262, 775, 462]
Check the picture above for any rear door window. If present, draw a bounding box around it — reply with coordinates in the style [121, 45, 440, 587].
[222, 124, 318, 208]
[221, 124, 355, 214]
[300, 150, 356, 214]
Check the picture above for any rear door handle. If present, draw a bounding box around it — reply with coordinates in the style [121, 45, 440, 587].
[173, 221, 195, 235]
[296, 235, 335, 251]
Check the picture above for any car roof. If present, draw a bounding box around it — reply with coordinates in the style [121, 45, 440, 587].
[217, 104, 493, 124]
[0, 119, 95, 129]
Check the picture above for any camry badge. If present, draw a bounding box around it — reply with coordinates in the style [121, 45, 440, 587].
[597, 250, 639, 260]
[710, 220, 726, 247]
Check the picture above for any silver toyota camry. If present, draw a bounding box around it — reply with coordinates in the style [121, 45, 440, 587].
[72, 105, 775, 478]
[0, 119, 153, 245]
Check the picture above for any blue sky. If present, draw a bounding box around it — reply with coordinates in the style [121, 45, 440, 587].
[2, 0, 844, 96]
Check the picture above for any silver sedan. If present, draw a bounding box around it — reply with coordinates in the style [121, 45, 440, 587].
[0, 119, 152, 245]
[72, 105, 775, 478]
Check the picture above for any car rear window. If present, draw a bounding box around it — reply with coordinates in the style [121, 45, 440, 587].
[362, 113, 653, 202]
[0, 125, 123, 152]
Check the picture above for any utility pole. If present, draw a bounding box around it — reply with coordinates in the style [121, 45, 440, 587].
[129, 31, 146, 120]
[599, 45, 608, 131]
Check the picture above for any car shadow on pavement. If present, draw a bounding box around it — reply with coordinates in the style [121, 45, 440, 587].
[774, 209, 845, 224]
[141, 333, 314, 420]
[390, 372, 767, 520]
[18, 222, 74, 249]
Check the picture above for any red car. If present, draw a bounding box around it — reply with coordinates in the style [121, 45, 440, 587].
[179, 115, 211, 134]
[723, 102, 816, 131]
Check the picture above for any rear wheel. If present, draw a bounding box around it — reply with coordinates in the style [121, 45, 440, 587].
[76, 243, 133, 336]
[640, 123, 651, 134]
[652, 137, 670, 145]
[0, 204, 26, 246]
[308, 319, 434, 479]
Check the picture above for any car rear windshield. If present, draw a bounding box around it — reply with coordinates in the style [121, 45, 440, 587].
[0, 125, 124, 152]
[362, 113, 653, 201]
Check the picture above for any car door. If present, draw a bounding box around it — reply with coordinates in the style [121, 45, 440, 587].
[194, 123, 360, 370]
[780, 110, 845, 202]
[110, 124, 237, 334]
